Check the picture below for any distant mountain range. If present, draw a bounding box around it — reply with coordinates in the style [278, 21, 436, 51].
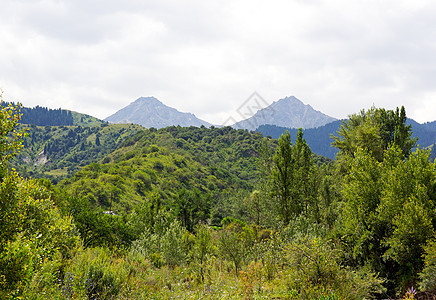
[257, 119, 436, 159]
[104, 95, 337, 131]
[232, 96, 337, 131]
[104, 97, 211, 129]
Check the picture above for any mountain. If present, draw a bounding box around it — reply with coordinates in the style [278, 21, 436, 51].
[257, 118, 436, 159]
[105, 97, 211, 129]
[232, 96, 337, 131]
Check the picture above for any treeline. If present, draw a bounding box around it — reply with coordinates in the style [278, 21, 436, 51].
[1, 102, 73, 126]
[258, 117, 436, 159]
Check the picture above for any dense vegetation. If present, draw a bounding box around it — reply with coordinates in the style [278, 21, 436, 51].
[2, 98, 436, 299]
[1, 102, 74, 126]
[258, 116, 436, 160]
[10, 123, 142, 182]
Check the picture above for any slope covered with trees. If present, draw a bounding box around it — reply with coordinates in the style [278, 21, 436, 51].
[10, 123, 143, 182]
[258, 114, 436, 159]
[1, 102, 73, 126]
[57, 125, 278, 214]
[1, 101, 104, 127]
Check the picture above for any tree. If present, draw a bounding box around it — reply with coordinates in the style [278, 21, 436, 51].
[174, 188, 210, 232]
[254, 138, 275, 227]
[190, 224, 213, 282]
[341, 145, 436, 291]
[0, 94, 80, 297]
[269, 129, 318, 225]
[293, 128, 318, 218]
[270, 131, 296, 225]
[0, 98, 25, 174]
[332, 106, 415, 163]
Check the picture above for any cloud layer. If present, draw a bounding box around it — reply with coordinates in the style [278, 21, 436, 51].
[1, 0, 436, 124]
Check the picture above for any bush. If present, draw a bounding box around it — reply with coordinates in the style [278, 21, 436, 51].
[0, 235, 34, 298]
[131, 220, 187, 267]
[62, 247, 129, 299]
[282, 236, 385, 299]
[419, 239, 436, 292]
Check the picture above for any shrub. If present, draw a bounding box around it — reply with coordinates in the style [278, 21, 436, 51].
[419, 239, 436, 292]
[282, 236, 385, 299]
[62, 247, 129, 299]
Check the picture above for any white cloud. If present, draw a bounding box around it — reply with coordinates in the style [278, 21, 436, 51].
[0, 0, 436, 125]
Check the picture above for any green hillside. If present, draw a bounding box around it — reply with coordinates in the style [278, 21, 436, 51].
[71, 110, 105, 126]
[58, 126, 278, 214]
[1, 101, 105, 126]
[10, 123, 143, 182]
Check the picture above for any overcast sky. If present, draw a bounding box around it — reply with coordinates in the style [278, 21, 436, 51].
[1, 0, 436, 125]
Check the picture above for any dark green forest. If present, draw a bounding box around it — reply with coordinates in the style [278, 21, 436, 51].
[2, 99, 436, 299]
[1, 102, 74, 126]
[257, 117, 436, 160]
[10, 123, 142, 182]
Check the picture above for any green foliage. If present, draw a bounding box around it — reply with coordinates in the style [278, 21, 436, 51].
[340, 145, 436, 291]
[61, 247, 129, 299]
[269, 129, 319, 225]
[271, 130, 295, 224]
[419, 239, 436, 292]
[11, 123, 142, 182]
[57, 126, 276, 219]
[4, 98, 436, 298]
[0, 98, 25, 172]
[130, 219, 187, 267]
[174, 188, 210, 232]
[0, 96, 80, 298]
[1, 101, 74, 126]
[62, 195, 134, 248]
[283, 236, 385, 299]
[0, 235, 34, 297]
[332, 106, 416, 163]
[71, 111, 104, 126]
[218, 227, 246, 276]
[189, 224, 213, 282]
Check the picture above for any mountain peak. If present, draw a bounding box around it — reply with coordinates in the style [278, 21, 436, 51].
[133, 97, 162, 105]
[105, 97, 211, 129]
[232, 96, 336, 131]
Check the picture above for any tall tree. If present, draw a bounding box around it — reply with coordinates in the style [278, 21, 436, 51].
[270, 131, 295, 225]
[332, 106, 416, 163]
[341, 145, 436, 290]
[293, 128, 318, 217]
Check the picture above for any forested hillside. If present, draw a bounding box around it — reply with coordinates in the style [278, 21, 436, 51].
[58, 125, 278, 214]
[3, 100, 436, 299]
[257, 120, 342, 158]
[10, 123, 142, 182]
[258, 116, 436, 158]
[1, 101, 103, 127]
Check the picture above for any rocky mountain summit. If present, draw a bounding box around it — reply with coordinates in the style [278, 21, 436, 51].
[232, 96, 337, 131]
[105, 97, 211, 128]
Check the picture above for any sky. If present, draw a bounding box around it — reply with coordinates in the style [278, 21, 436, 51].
[1, 0, 436, 125]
